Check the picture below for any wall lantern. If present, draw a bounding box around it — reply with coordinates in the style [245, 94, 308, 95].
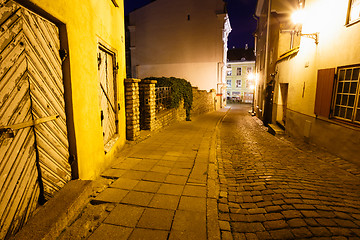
[291, 10, 319, 44]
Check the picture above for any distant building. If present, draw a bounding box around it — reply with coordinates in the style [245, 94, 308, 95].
[226, 48, 255, 103]
[254, 0, 360, 165]
[128, 0, 231, 105]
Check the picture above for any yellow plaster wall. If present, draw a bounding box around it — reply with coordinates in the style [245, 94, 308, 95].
[29, 0, 127, 179]
[277, 0, 360, 117]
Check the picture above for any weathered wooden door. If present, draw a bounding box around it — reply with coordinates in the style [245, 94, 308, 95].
[0, 1, 71, 238]
[98, 46, 117, 146]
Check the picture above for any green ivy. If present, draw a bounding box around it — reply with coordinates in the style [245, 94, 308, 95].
[144, 77, 193, 120]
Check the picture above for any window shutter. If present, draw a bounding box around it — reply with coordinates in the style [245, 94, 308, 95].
[314, 68, 335, 118]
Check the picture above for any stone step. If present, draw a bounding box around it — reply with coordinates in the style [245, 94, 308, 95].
[268, 123, 285, 136]
[276, 120, 285, 130]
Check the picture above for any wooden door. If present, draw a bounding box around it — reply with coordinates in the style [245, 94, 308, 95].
[0, 1, 71, 238]
[98, 47, 117, 146]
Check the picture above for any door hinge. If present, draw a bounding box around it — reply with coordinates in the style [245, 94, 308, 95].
[113, 62, 119, 74]
[98, 53, 102, 70]
[59, 49, 68, 62]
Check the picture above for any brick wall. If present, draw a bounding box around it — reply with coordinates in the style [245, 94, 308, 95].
[126, 81, 218, 140]
[152, 103, 186, 131]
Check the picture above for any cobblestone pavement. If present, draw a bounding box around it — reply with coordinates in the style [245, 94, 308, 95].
[217, 104, 360, 240]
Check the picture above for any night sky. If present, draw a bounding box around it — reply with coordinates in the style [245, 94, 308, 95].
[123, 0, 257, 49]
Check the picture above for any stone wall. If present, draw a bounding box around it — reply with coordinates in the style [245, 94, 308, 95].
[125, 81, 218, 140]
[124, 78, 141, 140]
[152, 103, 186, 132]
[139, 79, 157, 131]
[191, 87, 217, 117]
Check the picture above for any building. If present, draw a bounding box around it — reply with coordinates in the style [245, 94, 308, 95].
[128, 0, 231, 105]
[0, 0, 127, 237]
[226, 47, 255, 103]
[254, 0, 360, 165]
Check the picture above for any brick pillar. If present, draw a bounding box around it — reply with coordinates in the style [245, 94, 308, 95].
[124, 78, 141, 140]
[139, 79, 157, 130]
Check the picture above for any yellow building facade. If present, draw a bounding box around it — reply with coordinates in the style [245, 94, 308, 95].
[0, 0, 127, 237]
[255, 0, 360, 165]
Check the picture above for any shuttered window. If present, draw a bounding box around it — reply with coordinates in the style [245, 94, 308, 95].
[314, 68, 335, 118]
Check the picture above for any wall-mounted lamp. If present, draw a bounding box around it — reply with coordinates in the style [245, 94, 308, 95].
[299, 32, 319, 44]
[290, 10, 319, 44]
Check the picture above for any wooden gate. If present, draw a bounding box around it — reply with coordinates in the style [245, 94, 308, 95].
[98, 46, 117, 147]
[0, 1, 71, 238]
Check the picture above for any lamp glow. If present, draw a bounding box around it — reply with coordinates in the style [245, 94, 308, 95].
[291, 10, 305, 25]
[247, 73, 255, 81]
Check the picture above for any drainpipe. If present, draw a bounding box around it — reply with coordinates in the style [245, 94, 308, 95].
[253, 14, 259, 115]
[263, 0, 273, 126]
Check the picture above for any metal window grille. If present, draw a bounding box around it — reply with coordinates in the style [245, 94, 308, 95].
[156, 87, 171, 112]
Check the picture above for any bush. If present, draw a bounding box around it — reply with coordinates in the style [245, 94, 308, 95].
[144, 77, 193, 120]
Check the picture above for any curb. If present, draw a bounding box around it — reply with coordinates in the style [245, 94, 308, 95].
[13, 180, 93, 240]
[207, 106, 231, 240]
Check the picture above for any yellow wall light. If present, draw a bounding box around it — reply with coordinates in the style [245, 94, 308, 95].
[291, 10, 319, 44]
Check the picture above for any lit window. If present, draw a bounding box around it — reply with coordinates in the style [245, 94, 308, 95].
[227, 69, 232, 76]
[227, 80, 232, 88]
[237, 68, 242, 76]
[333, 66, 360, 123]
[348, 0, 360, 24]
[236, 80, 242, 88]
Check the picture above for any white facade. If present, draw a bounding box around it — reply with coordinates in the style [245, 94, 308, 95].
[129, 0, 231, 94]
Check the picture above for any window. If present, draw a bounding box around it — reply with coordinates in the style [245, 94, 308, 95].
[348, 0, 360, 24]
[237, 67, 242, 76]
[227, 69, 232, 76]
[333, 66, 360, 123]
[227, 80, 232, 88]
[247, 67, 252, 73]
[236, 80, 242, 88]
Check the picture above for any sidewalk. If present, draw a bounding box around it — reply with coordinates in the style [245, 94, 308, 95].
[58, 108, 230, 240]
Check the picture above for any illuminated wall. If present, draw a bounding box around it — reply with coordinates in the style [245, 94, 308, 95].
[27, 0, 127, 179]
[256, 0, 360, 164]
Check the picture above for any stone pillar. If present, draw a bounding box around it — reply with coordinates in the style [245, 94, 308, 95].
[124, 78, 141, 140]
[139, 79, 157, 130]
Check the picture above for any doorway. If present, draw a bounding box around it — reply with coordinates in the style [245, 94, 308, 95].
[0, 1, 71, 238]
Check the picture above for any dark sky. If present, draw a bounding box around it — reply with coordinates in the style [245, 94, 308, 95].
[123, 0, 257, 49]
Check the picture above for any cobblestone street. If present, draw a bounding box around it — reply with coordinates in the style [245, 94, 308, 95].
[217, 104, 360, 240]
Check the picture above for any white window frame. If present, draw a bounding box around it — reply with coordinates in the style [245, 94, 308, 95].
[348, 0, 360, 24]
[332, 65, 360, 124]
[227, 79, 232, 88]
[236, 80, 242, 88]
[236, 68, 242, 76]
